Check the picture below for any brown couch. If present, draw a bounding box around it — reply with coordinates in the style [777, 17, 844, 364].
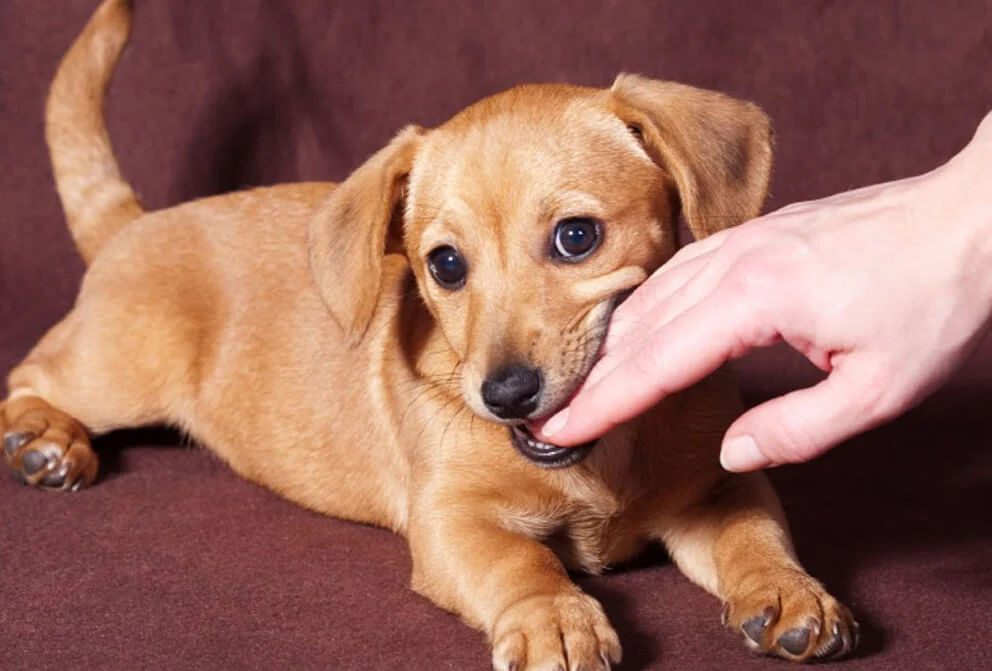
[2, 1, 990, 669]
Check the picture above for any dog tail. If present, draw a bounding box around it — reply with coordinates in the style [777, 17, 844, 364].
[46, 0, 143, 265]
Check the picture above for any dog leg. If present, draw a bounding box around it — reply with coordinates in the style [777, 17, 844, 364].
[408, 501, 621, 671]
[3, 308, 174, 490]
[658, 473, 859, 662]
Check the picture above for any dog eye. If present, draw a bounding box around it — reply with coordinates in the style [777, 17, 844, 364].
[427, 245, 468, 289]
[552, 218, 601, 261]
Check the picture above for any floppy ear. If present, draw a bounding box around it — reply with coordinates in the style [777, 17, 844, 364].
[308, 125, 423, 345]
[610, 74, 773, 239]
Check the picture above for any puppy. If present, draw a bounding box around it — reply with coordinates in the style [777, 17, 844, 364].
[3, 1, 858, 668]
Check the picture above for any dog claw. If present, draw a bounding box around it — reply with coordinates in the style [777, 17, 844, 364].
[816, 618, 858, 659]
[817, 627, 845, 658]
[42, 466, 68, 487]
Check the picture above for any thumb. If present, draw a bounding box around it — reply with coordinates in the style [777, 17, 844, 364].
[719, 367, 883, 471]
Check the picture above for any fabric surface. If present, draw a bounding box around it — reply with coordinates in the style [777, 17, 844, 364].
[2, 1, 990, 669]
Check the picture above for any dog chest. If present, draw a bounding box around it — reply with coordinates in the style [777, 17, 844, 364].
[501, 494, 646, 574]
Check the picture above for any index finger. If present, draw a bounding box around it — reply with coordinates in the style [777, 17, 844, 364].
[536, 285, 769, 446]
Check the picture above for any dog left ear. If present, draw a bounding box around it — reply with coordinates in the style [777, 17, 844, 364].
[610, 74, 774, 239]
[308, 125, 423, 346]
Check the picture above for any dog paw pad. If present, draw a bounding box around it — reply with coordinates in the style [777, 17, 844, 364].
[21, 448, 49, 475]
[777, 626, 811, 656]
[3, 431, 34, 457]
[742, 606, 775, 644]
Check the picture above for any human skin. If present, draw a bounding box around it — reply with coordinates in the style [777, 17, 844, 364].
[534, 111, 992, 472]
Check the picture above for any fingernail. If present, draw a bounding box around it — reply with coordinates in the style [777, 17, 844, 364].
[720, 435, 769, 472]
[541, 408, 569, 438]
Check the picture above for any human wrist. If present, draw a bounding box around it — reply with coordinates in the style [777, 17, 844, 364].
[927, 114, 992, 301]
[963, 113, 992, 304]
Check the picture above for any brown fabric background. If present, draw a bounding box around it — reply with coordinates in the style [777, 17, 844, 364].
[1, 1, 990, 669]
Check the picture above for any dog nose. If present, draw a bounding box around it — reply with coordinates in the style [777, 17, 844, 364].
[481, 365, 542, 419]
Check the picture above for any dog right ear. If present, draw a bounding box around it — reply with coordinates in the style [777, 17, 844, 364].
[308, 125, 423, 346]
[609, 75, 773, 240]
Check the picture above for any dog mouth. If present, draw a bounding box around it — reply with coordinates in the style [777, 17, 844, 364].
[509, 425, 596, 468]
[500, 289, 633, 469]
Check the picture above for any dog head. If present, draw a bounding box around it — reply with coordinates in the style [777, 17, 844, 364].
[309, 75, 772, 464]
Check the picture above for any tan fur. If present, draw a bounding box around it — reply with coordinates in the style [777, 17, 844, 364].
[46, 0, 144, 264]
[3, 2, 857, 669]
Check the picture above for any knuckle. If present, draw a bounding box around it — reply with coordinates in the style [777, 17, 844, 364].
[723, 259, 776, 315]
[719, 225, 767, 256]
[620, 276, 670, 318]
[723, 237, 811, 312]
[731, 226, 764, 257]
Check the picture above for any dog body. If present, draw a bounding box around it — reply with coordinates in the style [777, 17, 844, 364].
[44, 176, 724, 567]
[2, 2, 858, 669]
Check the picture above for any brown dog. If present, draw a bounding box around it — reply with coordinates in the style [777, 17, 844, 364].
[2, 1, 858, 668]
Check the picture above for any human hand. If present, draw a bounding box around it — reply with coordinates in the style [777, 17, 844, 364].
[533, 112, 992, 471]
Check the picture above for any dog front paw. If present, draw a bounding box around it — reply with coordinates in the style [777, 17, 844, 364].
[722, 567, 859, 662]
[2, 399, 97, 491]
[491, 591, 621, 671]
